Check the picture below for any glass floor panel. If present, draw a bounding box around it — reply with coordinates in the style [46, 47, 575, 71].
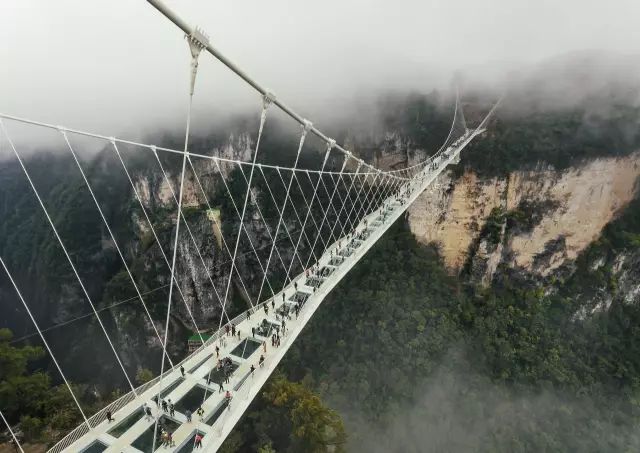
[175, 385, 212, 414]
[319, 266, 335, 277]
[255, 319, 279, 337]
[108, 409, 144, 438]
[188, 353, 213, 374]
[81, 441, 107, 453]
[175, 431, 206, 453]
[205, 400, 229, 426]
[205, 359, 239, 385]
[305, 276, 324, 288]
[151, 377, 185, 404]
[289, 291, 310, 304]
[231, 338, 261, 359]
[132, 416, 180, 452]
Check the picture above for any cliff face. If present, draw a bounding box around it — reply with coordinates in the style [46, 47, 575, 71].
[407, 152, 640, 284]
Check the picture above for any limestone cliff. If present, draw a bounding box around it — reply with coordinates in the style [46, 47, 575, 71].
[407, 152, 640, 284]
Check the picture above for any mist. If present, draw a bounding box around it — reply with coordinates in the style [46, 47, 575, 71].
[2, 0, 640, 152]
[336, 350, 640, 453]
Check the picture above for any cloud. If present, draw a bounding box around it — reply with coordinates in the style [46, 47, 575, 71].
[2, 0, 640, 151]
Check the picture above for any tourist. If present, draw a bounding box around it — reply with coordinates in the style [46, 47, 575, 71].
[180, 365, 185, 377]
[271, 299, 275, 310]
[252, 327, 256, 338]
[169, 401, 175, 417]
[225, 324, 230, 336]
[197, 407, 205, 419]
[259, 354, 265, 368]
[186, 409, 192, 422]
[231, 324, 236, 336]
[194, 433, 203, 448]
[215, 345, 220, 358]
[161, 400, 168, 412]
[106, 410, 114, 423]
[250, 364, 255, 375]
[144, 405, 152, 420]
[218, 381, 224, 393]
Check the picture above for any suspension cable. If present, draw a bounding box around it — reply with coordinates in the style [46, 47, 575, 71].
[256, 120, 311, 304]
[0, 409, 24, 453]
[0, 256, 92, 433]
[59, 130, 174, 368]
[0, 119, 137, 395]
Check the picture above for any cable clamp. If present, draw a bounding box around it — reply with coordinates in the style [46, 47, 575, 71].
[302, 119, 313, 132]
[108, 137, 116, 145]
[263, 91, 276, 109]
[326, 139, 336, 150]
[186, 27, 209, 55]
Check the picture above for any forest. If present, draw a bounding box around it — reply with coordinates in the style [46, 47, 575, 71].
[1, 89, 640, 451]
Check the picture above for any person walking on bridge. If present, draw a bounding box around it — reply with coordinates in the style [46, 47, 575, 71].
[194, 433, 203, 448]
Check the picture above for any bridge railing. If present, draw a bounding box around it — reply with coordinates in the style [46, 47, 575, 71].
[47, 300, 271, 453]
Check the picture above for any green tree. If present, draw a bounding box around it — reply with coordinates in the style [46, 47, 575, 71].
[135, 367, 154, 385]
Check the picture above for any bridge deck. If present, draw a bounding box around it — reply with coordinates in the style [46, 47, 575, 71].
[52, 129, 481, 453]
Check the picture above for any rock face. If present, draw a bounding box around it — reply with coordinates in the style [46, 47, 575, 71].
[407, 152, 640, 283]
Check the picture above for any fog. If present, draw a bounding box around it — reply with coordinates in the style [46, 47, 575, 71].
[337, 354, 640, 453]
[2, 0, 640, 150]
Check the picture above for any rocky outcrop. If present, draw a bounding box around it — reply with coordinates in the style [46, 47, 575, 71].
[407, 152, 640, 284]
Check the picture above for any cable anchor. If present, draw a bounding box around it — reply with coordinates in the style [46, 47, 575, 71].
[186, 27, 209, 95]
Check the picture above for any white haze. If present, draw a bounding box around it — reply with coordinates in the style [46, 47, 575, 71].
[1, 0, 640, 152]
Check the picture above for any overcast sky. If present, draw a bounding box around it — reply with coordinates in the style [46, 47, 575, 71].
[1, 0, 640, 146]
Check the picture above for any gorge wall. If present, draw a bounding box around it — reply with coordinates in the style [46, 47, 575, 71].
[407, 152, 640, 284]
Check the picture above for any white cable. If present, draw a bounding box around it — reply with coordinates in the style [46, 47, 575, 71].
[304, 155, 349, 270]
[258, 166, 302, 272]
[334, 169, 369, 242]
[238, 164, 292, 276]
[111, 141, 208, 347]
[152, 90, 194, 452]
[326, 161, 363, 247]
[291, 169, 329, 254]
[210, 158, 277, 300]
[314, 168, 350, 246]
[0, 111, 411, 182]
[281, 142, 332, 284]
[0, 119, 137, 395]
[11, 284, 170, 344]
[60, 131, 174, 368]
[218, 100, 272, 336]
[282, 140, 335, 278]
[184, 155, 253, 310]
[0, 409, 24, 453]
[256, 121, 310, 304]
[0, 256, 92, 433]
[272, 167, 319, 268]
